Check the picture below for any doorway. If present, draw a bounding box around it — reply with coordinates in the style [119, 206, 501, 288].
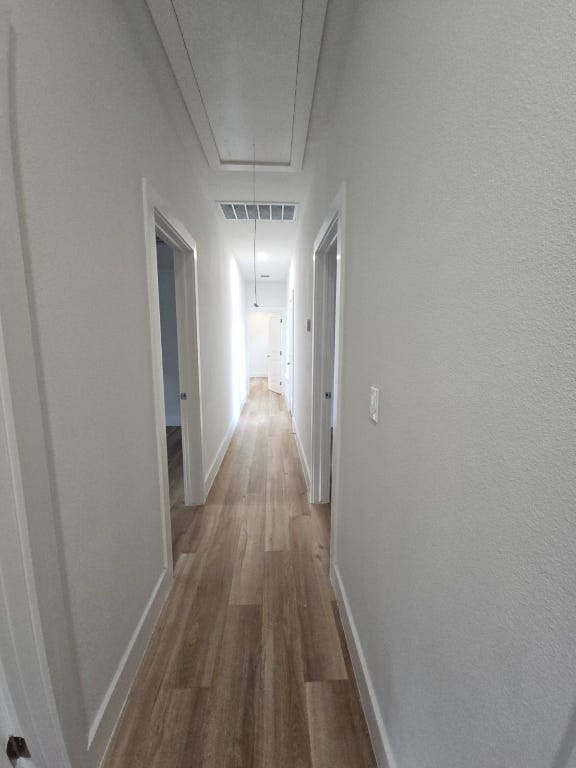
[311, 218, 339, 503]
[143, 181, 204, 571]
[247, 310, 284, 395]
[155, 238, 187, 548]
[286, 288, 295, 414]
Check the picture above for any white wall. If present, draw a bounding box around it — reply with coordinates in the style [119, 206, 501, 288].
[245, 279, 286, 309]
[7, 1, 245, 765]
[245, 280, 286, 386]
[157, 244, 180, 427]
[294, 2, 576, 768]
[247, 311, 273, 377]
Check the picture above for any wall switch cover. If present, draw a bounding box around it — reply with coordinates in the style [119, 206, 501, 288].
[370, 386, 379, 423]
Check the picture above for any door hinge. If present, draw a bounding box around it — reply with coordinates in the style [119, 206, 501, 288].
[280, 351, 282, 356]
[180, 392, 187, 400]
[325, 392, 332, 399]
[6, 736, 31, 765]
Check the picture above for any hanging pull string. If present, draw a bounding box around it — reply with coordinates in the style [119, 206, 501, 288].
[252, 141, 258, 307]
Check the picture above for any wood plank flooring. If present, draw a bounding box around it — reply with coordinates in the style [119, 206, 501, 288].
[166, 425, 202, 560]
[103, 378, 375, 768]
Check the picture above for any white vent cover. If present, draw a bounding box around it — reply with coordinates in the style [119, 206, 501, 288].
[219, 202, 298, 222]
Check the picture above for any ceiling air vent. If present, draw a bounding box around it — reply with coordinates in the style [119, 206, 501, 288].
[219, 202, 298, 222]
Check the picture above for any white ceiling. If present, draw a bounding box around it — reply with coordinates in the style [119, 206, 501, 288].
[137, 0, 357, 282]
[203, 168, 311, 281]
[146, 0, 328, 171]
[220, 218, 296, 282]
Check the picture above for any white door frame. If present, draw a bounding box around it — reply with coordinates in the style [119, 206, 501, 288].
[266, 312, 283, 395]
[0, 12, 73, 766]
[142, 179, 204, 572]
[287, 288, 295, 414]
[246, 305, 285, 379]
[310, 184, 347, 563]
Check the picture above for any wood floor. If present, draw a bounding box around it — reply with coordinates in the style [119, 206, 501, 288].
[103, 378, 375, 768]
[166, 425, 202, 559]
[167, 425, 184, 510]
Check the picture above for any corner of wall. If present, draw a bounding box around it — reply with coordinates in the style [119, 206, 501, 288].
[87, 568, 171, 767]
[331, 564, 396, 768]
[293, 419, 311, 493]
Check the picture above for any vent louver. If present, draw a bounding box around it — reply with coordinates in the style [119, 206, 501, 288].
[219, 202, 298, 222]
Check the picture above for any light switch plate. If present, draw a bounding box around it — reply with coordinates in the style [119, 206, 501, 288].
[370, 386, 379, 423]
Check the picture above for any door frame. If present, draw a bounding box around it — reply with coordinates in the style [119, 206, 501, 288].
[142, 180, 205, 571]
[266, 312, 283, 395]
[246, 305, 285, 380]
[286, 288, 295, 414]
[0, 12, 73, 766]
[310, 185, 347, 560]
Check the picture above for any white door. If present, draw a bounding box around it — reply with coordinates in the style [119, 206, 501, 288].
[285, 290, 294, 412]
[267, 315, 283, 394]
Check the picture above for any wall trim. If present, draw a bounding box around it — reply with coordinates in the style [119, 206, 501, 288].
[87, 568, 170, 760]
[293, 420, 311, 492]
[142, 178, 205, 575]
[203, 401, 245, 499]
[331, 563, 397, 768]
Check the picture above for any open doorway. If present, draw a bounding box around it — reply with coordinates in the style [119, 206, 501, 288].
[156, 239, 185, 525]
[286, 288, 295, 414]
[311, 218, 339, 503]
[247, 310, 284, 395]
[143, 180, 204, 570]
[152, 226, 203, 559]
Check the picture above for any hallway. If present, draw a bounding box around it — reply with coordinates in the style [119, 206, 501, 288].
[103, 379, 375, 768]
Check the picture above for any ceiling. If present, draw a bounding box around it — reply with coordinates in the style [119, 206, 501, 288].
[146, 0, 328, 172]
[139, 0, 356, 282]
[203, 168, 311, 281]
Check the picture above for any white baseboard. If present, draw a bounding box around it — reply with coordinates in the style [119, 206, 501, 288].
[331, 563, 397, 768]
[203, 405, 243, 499]
[90, 568, 171, 764]
[292, 420, 311, 491]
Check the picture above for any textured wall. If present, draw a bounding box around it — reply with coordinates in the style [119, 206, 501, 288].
[295, 1, 576, 766]
[8, 0, 244, 764]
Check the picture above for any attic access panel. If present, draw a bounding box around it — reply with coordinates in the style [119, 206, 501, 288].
[145, 0, 329, 171]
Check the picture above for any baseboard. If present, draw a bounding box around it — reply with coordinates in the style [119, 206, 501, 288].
[89, 568, 171, 764]
[203, 406, 242, 499]
[292, 420, 311, 491]
[331, 563, 397, 768]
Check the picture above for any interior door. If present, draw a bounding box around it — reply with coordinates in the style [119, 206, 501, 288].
[286, 290, 295, 413]
[267, 315, 283, 394]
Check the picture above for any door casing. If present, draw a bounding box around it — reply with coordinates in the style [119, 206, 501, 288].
[309, 185, 347, 579]
[142, 179, 205, 576]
